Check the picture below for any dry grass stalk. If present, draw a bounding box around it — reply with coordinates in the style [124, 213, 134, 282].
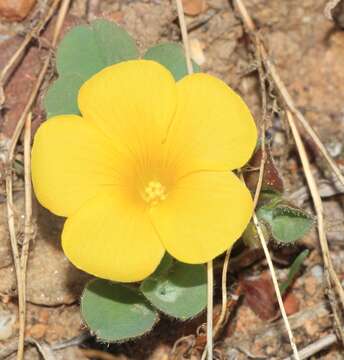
[233, 1, 344, 188]
[283, 333, 337, 360]
[205, 261, 214, 360]
[4, 0, 72, 358]
[213, 248, 232, 338]
[287, 110, 344, 343]
[17, 113, 33, 360]
[211, 19, 270, 346]
[174, 1, 214, 359]
[0, 0, 61, 108]
[175, 0, 194, 75]
[252, 213, 301, 359]
[233, 0, 344, 344]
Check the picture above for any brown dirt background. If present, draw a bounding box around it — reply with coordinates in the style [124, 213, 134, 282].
[0, 0, 344, 359]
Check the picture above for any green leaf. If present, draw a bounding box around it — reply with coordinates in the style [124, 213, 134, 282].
[271, 206, 314, 244]
[280, 249, 309, 295]
[44, 74, 84, 117]
[256, 197, 314, 244]
[256, 206, 274, 224]
[143, 43, 200, 81]
[140, 262, 207, 320]
[242, 221, 269, 249]
[81, 279, 158, 342]
[45, 20, 139, 117]
[151, 253, 174, 278]
[57, 20, 139, 78]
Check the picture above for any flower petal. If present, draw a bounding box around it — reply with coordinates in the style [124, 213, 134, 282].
[150, 171, 253, 263]
[78, 60, 177, 155]
[31, 115, 120, 217]
[165, 73, 257, 174]
[62, 191, 164, 282]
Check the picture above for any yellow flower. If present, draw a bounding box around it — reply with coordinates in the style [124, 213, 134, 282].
[31, 60, 257, 282]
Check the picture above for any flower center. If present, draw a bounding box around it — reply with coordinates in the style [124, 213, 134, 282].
[142, 180, 167, 206]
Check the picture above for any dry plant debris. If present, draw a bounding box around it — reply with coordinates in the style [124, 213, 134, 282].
[182, 0, 208, 17]
[0, 0, 37, 21]
[0, 0, 343, 359]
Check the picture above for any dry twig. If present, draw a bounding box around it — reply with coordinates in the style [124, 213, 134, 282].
[16, 113, 33, 360]
[251, 35, 268, 209]
[205, 261, 214, 360]
[27, 339, 56, 360]
[213, 248, 232, 338]
[231, 2, 301, 357]
[233, 0, 344, 187]
[226, 302, 331, 358]
[289, 178, 344, 207]
[0, 0, 61, 108]
[174, 1, 214, 359]
[81, 349, 124, 360]
[0, 333, 90, 359]
[233, 0, 344, 345]
[252, 212, 300, 359]
[210, 14, 270, 348]
[0, 337, 56, 360]
[283, 333, 337, 360]
[4, 1, 72, 359]
[228, 302, 329, 344]
[175, 0, 194, 75]
[5, 148, 23, 360]
[21, 113, 32, 270]
[286, 110, 344, 342]
[208, 12, 270, 345]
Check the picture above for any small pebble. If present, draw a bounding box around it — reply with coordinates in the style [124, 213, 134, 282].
[26, 323, 47, 339]
[0, 0, 36, 21]
[0, 34, 11, 42]
[310, 265, 324, 281]
[305, 276, 317, 295]
[326, 141, 342, 158]
[190, 38, 206, 66]
[283, 292, 300, 315]
[182, 0, 207, 16]
[0, 306, 16, 340]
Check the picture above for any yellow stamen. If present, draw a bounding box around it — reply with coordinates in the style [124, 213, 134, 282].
[142, 181, 167, 206]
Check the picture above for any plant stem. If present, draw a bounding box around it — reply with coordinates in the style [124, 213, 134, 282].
[206, 260, 213, 359]
[252, 213, 300, 360]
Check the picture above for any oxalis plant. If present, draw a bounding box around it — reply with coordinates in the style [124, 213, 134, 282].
[31, 19, 313, 343]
